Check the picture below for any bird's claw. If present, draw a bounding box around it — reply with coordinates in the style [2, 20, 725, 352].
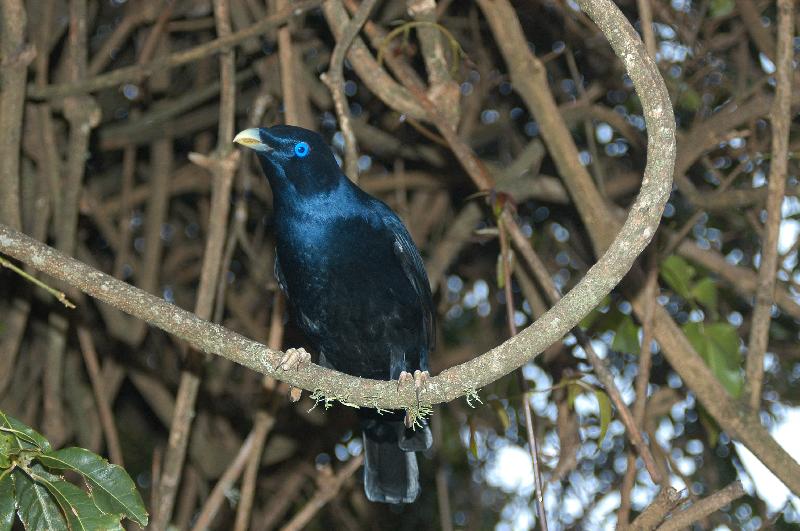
[279, 347, 311, 371]
[398, 370, 430, 428]
[397, 370, 414, 392]
[413, 370, 430, 395]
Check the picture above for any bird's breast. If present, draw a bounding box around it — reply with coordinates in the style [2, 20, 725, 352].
[276, 212, 415, 311]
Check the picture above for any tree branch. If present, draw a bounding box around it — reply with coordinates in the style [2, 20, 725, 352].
[656, 481, 745, 531]
[320, 0, 378, 182]
[744, 0, 793, 412]
[25, 0, 322, 100]
[0, 0, 673, 413]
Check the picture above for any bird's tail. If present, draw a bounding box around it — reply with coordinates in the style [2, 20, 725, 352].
[360, 417, 432, 504]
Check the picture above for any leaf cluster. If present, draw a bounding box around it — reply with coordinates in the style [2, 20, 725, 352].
[0, 411, 147, 531]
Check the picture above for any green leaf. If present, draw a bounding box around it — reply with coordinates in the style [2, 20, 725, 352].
[13, 469, 67, 531]
[698, 407, 720, 447]
[468, 420, 478, 459]
[710, 0, 734, 18]
[0, 432, 13, 469]
[0, 471, 14, 531]
[611, 314, 640, 355]
[579, 295, 611, 329]
[660, 255, 695, 300]
[769, 320, 792, 341]
[27, 467, 121, 531]
[690, 277, 718, 315]
[682, 322, 743, 397]
[567, 383, 582, 410]
[678, 87, 702, 112]
[37, 448, 148, 527]
[595, 390, 612, 443]
[489, 400, 510, 432]
[0, 412, 51, 452]
[496, 253, 505, 289]
[584, 304, 624, 333]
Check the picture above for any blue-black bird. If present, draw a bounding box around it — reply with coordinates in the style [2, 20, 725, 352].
[234, 125, 434, 504]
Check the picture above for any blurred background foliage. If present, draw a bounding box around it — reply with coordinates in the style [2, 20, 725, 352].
[0, 0, 798, 529]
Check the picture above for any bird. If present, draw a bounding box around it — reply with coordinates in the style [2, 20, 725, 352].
[234, 125, 434, 504]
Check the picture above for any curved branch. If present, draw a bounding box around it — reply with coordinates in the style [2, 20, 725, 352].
[320, 0, 378, 182]
[0, 0, 673, 412]
[321, 0, 427, 120]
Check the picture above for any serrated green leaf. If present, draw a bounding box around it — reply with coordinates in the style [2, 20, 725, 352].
[690, 277, 718, 316]
[612, 314, 641, 355]
[595, 390, 612, 443]
[710, 0, 734, 17]
[0, 471, 14, 531]
[28, 467, 121, 531]
[660, 255, 695, 300]
[0, 412, 51, 452]
[13, 469, 67, 531]
[37, 448, 147, 527]
[682, 322, 743, 397]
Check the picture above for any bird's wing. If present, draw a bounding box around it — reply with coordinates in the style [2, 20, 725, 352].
[273, 251, 289, 298]
[382, 215, 435, 351]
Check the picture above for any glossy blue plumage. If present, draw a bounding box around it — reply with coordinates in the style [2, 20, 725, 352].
[240, 125, 434, 503]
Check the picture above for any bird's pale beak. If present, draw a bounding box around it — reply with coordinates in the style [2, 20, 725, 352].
[233, 128, 272, 153]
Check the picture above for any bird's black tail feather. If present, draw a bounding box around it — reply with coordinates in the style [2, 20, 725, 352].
[361, 417, 431, 504]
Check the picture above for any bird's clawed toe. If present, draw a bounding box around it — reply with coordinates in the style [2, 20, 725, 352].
[397, 370, 414, 391]
[279, 347, 311, 371]
[399, 370, 430, 428]
[413, 370, 430, 394]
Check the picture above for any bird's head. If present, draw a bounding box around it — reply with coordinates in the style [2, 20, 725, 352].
[233, 125, 343, 197]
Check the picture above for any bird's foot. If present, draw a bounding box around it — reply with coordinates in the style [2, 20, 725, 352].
[279, 347, 311, 371]
[399, 370, 430, 428]
[397, 370, 414, 392]
[412, 370, 430, 396]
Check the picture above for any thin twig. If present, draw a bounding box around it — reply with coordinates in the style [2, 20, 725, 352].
[153, 0, 240, 525]
[191, 413, 273, 531]
[232, 411, 274, 531]
[321, 0, 378, 182]
[279, 455, 364, 531]
[76, 327, 125, 466]
[26, 0, 323, 100]
[505, 216, 662, 484]
[0, 0, 33, 230]
[276, 0, 314, 129]
[618, 258, 661, 527]
[744, 0, 794, 412]
[635, 0, 657, 59]
[498, 218, 548, 530]
[0, 255, 76, 309]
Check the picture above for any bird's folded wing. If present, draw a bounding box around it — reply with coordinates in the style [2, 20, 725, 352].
[383, 215, 436, 351]
[273, 251, 289, 299]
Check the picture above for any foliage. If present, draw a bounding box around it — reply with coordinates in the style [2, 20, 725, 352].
[0, 411, 147, 531]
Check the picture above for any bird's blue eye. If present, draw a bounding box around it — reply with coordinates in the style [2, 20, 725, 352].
[294, 141, 310, 158]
